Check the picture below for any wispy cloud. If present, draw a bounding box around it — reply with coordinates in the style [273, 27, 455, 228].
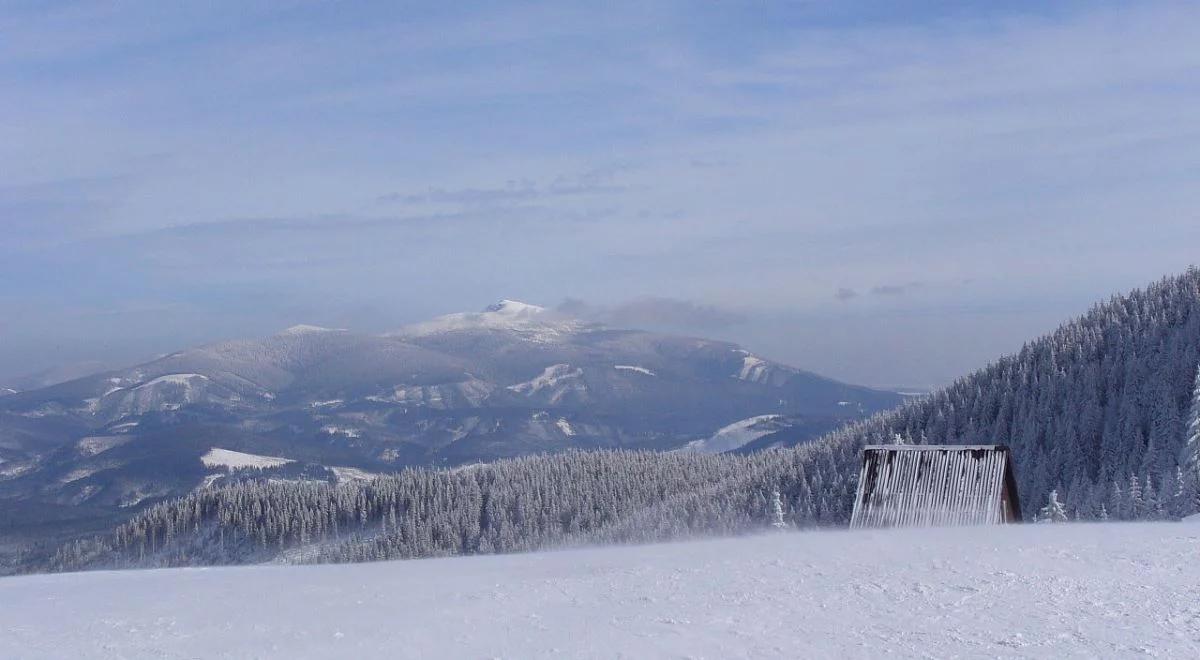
[377, 168, 630, 206]
[558, 296, 746, 331]
[870, 282, 923, 297]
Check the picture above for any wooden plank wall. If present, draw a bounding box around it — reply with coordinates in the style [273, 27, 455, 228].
[849, 447, 1009, 528]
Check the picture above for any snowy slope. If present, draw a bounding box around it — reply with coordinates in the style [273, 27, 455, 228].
[200, 448, 295, 470]
[3, 523, 1197, 659]
[684, 414, 786, 453]
[395, 299, 585, 338]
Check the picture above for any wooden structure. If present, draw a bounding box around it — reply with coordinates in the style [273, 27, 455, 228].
[849, 444, 1022, 529]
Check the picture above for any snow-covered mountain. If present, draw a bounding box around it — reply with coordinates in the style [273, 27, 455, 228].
[0, 300, 899, 559]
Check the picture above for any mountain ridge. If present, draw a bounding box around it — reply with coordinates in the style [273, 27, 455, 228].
[0, 299, 900, 567]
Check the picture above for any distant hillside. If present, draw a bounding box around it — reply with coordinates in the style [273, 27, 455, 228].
[0, 300, 899, 570]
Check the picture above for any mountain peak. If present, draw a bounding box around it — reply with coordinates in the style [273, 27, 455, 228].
[394, 299, 577, 339]
[482, 300, 546, 315]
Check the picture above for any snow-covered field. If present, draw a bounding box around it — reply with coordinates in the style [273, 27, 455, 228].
[3, 523, 1199, 659]
[200, 447, 294, 469]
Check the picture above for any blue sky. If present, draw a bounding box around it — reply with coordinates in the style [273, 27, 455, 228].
[2, 1, 1199, 387]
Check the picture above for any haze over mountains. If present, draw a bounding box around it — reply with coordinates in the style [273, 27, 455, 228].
[0, 299, 899, 564]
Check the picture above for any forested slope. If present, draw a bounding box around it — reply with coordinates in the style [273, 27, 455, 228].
[50, 443, 857, 570]
[830, 268, 1200, 520]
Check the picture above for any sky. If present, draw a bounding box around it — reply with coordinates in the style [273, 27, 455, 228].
[2, 1, 1199, 389]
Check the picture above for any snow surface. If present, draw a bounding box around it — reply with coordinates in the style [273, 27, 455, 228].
[135, 373, 209, 389]
[75, 435, 130, 457]
[736, 355, 769, 382]
[484, 299, 546, 315]
[614, 364, 656, 376]
[506, 364, 585, 401]
[200, 448, 294, 470]
[60, 467, 102, 483]
[329, 466, 378, 482]
[685, 414, 783, 453]
[4, 523, 1197, 659]
[396, 299, 584, 340]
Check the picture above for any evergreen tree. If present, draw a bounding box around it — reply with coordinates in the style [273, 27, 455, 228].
[769, 490, 788, 530]
[1128, 474, 1144, 519]
[1169, 467, 1188, 519]
[1185, 365, 1200, 484]
[1038, 489, 1068, 523]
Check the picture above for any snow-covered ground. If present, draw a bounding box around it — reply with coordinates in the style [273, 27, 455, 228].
[684, 414, 783, 453]
[2, 523, 1198, 659]
[200, 447, 294, 469]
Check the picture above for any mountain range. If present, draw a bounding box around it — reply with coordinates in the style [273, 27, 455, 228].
[36, 270, 1200, 575]
[0, 300, 900, 562]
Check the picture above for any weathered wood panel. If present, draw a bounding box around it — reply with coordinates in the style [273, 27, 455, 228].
[849, 445, 1021, 528]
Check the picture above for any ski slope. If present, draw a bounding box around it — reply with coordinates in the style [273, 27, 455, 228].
[2, 523, 1198, 659]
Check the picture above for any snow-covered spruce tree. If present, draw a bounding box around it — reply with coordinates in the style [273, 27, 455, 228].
[1169, 467, 1188, 519]
[769, 490, 788, 530]
[1038, 489, 1068, 523]
[1127, 474, 1144, 520]
[1183, 364, 1200, 516]
[1187, 365, 1200, 463]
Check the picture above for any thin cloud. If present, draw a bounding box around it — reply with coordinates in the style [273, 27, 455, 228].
[378, 170, 630, 206]
[870, 282, 924, 297]
[835, 288, 858, 301]
[558, 296, 746, 331]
